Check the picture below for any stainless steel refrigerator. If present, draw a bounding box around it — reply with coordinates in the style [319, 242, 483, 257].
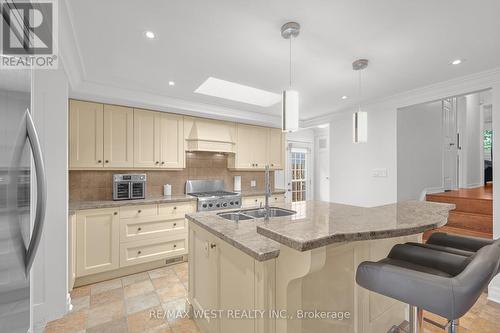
[0, 70, 47, 332]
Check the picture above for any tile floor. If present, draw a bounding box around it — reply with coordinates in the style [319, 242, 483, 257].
[44, 261, 500, 333]
[44, 262, 199, 333]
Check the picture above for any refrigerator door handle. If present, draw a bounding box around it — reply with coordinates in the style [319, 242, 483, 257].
[24, 109, 47, 275]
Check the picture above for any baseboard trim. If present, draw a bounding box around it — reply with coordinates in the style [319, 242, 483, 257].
[419, 187, 444, 201]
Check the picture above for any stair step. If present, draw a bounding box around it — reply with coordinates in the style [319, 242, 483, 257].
[423, 226, 493, 242]
[426, 195, 492, 215]
[447, 211, 493, 234]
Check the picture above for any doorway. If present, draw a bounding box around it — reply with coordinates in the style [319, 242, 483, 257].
[290, 148, 309, 202]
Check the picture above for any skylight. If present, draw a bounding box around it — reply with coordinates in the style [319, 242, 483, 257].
[194, 77, 281, 107]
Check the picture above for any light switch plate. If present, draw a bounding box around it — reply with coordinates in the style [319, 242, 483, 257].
[250, 180, 256, 187]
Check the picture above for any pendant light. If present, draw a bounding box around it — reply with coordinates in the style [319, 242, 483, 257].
[281, 22, 300, 132]
[352, 59, 368, 143]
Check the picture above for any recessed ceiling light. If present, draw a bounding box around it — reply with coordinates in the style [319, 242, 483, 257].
[195, 77, 281, 107]
[168, 81, 175, 86]
[317, 124, 329, 128]
[451, 59, 463, 65]
[341, 95, 348, 100]
[145, 31, 155, 39]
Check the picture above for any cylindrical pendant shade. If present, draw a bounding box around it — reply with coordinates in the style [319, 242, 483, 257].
[353, 111, 368, 143]
[282, 90, 299, 132]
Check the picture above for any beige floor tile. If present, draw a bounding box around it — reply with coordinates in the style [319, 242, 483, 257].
[44, 309, 87, 333]
[86, 317, 128, 333]
[122, 272, 150, 287]
[91, 287, 124, 308]
[87, 300, 125, 328]
[70, 295, 89, 312]
[149, 267, 177, 280]
[127, 306, 169, 333]
[151, 274, 182, 290]
[126, 291, 161, 315]
[162, 298, 189, 323]
[168, 317, 200, 333]
[70, 285, 90, 299]
[156, 283, 187, 303]
[91, 278, 123, 295]
[124, 279, 155, 299]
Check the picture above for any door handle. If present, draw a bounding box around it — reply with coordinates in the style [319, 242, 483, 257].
[24, 110, 47, 275]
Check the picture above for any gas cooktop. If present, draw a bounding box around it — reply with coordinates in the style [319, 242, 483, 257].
[186, 180, 241, 212]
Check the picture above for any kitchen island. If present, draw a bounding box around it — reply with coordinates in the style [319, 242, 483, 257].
[186, 200, 454, 333]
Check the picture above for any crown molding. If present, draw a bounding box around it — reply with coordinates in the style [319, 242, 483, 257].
[302, 67, 500, 128]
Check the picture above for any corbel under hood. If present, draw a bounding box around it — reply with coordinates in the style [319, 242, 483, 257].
[184, 117, 236, 153]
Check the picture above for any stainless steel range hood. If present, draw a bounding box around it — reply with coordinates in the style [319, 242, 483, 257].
[184, 117, 236, 153]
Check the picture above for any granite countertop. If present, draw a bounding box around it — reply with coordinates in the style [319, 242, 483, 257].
[186, 200, 455, 261]
[69, 195, 197, 211]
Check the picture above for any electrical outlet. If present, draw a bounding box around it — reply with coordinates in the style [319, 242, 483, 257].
[251, 180, 256, 187]
[372, 168, 388, 177]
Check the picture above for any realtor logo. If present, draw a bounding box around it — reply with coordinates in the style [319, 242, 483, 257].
[1, 0, 58, 69]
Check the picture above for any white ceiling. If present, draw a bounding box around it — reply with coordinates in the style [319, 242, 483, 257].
[67, 0, 500, 121]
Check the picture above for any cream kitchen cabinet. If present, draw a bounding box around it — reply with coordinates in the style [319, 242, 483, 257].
[76, 208, 120, 277]
[69, 100, 104, 168]
[133, 109, 184, 169]
[241, 193, 285, 208]
[228, 124, 285, 170]
[68, 214, 76, 291]
[267, 128, 285, 170]
[103, 104, 134, 168]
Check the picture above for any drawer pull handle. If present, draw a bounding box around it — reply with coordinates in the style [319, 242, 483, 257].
[137, 250, 142, 255]
[114, 212, 118, 215]
[138, 209, 142, 213]
[137, 227, 142, 231]
[210, 243, 216, 249]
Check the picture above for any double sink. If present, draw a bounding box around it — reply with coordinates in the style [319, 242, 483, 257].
[217, 207, 296, 221]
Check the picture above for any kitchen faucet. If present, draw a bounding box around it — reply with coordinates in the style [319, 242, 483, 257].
[264, 164, 271, 220]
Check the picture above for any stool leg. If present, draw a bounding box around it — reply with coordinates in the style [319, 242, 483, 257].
[448, 319, 459, 333]
[409, 306, 423, 333]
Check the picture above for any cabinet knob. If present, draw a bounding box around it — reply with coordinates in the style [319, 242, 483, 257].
[173, 223, 177, 227]
[137, 227, 142, 231]
[138, 209, 142, 213]
[114, 212, 118, 215]
[173, 206, 177, 210]
[105, 160, 109, 163]
[137, 250, 142, 255]
[173, 244, 177, 248]
[210, 243, 216, 249]
[161, 161, 165, 165]
[271, 163, 274, 167]
[98, 160, 102, 163]
[155, 161, 159, 164]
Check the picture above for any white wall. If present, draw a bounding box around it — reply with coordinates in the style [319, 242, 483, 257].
[397, 101, 443, 201]
[314, 127, 330, 201]
[31, 66, 69, 332]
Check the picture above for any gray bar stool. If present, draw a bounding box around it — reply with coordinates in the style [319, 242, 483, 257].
[356, 242, 500, 333]
[408, 232, 496, 256]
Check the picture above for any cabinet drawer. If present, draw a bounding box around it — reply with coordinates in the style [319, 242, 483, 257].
[158, 202, 196, 220]
[242, 196, 264, 208]
[120, 236, 187, 267]
[120, 204, 157, 219]
[120, 217, 186, 242]
[271, 194, 285, 205]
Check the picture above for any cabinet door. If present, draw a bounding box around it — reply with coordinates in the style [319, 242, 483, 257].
[159, 113, 184, 168]
[68, 214, 76, 291]
[76, 208, 119, 277]
[190, 225, 219, 333]
[69, 100, 104, 168]
[133, 109, 159, 168]
[252, 126, 268, 168]
[103, 105, 134, 168]
[268, 128, 284, 170]
[235, 124, 255, 169]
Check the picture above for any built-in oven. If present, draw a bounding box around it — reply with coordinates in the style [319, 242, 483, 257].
[113, 174, 146, 200]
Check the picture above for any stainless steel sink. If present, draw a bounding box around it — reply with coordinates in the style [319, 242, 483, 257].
[217, 212, 253, 221]
[240, 207, 296, 218]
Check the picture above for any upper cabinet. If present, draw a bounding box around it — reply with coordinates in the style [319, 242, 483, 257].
[103, 104, 134, 168]
[69, 100, 104, 168]
[134, 109, 184, 169]
[228, 124, 285, 170]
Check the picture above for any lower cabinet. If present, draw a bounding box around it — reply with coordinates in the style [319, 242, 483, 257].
[76, 208, 120, 277]
[241, 194, 285, 208]
[75, 201, 195, 279]
[189, 223, 265, 333]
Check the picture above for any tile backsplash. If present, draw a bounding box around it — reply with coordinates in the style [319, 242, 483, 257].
[69, 152, 275, 201]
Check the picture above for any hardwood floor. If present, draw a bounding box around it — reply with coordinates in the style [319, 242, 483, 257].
[425, 186, 493, 240]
